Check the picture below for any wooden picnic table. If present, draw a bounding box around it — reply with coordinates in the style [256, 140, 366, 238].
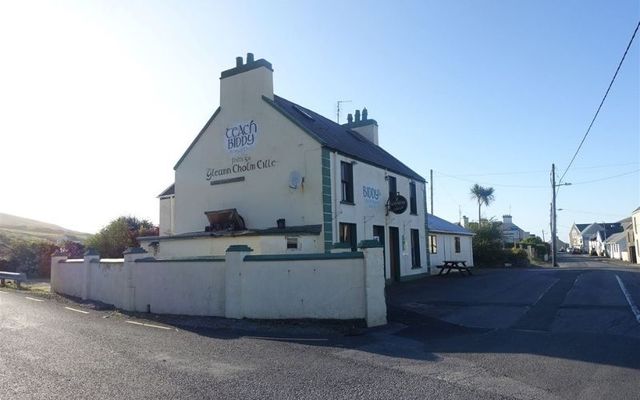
[437, 260, 473, 276]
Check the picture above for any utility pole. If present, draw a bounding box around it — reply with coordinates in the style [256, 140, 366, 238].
[430, 169, 434, 215]
[551, 163, 558, 267]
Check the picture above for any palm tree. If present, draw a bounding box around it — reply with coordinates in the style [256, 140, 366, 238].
[470, 184, 495, 226]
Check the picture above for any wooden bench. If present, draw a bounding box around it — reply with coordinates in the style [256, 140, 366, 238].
[0, 271, 27, 289]
[437, 260, 473, 276]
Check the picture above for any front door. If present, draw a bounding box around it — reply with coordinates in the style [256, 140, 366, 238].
[373, 225, 386, 279]
[389, 227, 400, 282]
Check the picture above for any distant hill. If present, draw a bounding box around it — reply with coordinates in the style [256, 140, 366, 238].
[0, 213, 91, 246]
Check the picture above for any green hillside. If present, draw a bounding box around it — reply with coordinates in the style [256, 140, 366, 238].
[0, 213, 91, 248]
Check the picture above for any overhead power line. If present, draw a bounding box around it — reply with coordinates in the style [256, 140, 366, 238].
[569, 169, 639, 185]
[434, 170, 547, 188]
[558, 20, 640, 185]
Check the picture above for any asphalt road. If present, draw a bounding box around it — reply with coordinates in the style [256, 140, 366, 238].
[1, 254, 639, 399]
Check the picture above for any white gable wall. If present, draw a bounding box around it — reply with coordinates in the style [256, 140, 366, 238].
[173, 84, 323, 236]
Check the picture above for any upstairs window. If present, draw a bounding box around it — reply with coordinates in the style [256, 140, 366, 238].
[341, 162, 354, 203]
[409, 182, 417, 215]
[388, 176, 397, 198]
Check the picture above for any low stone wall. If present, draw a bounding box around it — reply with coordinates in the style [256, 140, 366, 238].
[50, 243, 386, 327]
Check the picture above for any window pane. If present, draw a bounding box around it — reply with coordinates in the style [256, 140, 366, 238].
[388, 176, 396, 198]
[341, 162, 353, 203]
[409, 182, 417, 214]
[455, 236, 461, 253]
[339, 223, 357, 251]
[429, 235, 437, 254]
[286, 237, 298, 249]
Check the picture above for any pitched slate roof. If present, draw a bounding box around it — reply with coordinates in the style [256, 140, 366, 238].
[605, 231, 627, 244]
[586, 223, 624, 241]
[266, 95, 425, 182]
[575, 223, 590, 232]
[158, 183, 175, 197]
[427, 214, 473, 236]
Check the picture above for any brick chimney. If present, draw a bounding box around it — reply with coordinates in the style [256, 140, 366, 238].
[343, 107, 378, 145]
[219, 53, 274, 109]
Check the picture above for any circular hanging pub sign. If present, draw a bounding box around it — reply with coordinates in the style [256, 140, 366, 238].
[387, 194, 408, 214]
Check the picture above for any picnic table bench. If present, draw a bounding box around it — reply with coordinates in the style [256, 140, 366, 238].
[437, 260, 473, 276]
[0, 271, 27, 288]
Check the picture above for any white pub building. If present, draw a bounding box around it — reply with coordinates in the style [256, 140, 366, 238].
[142, 54, 429, 282]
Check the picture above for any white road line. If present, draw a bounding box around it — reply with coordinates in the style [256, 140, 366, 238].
[532, 278, 559, 306]
[0, 291, 7, 294]
[125, 320, 172, 330]
[616, 274, 640, 323]
[25, 296, 44, 302]
[64, 306, 89, 315]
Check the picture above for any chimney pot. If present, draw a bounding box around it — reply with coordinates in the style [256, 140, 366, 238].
[246, 53, 254, 63]
[355, 109, 361, 122]
[236, 56, 243, 67]
[347, 113, 353, 124]
[362, 107, 368, 120]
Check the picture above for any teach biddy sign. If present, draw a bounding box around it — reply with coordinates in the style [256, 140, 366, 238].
[225, 120, 258, 154]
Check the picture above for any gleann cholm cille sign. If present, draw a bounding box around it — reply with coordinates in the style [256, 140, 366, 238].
[388, 194, 408, 214]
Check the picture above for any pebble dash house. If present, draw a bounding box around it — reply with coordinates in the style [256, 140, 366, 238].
[141, 53, 430, 282]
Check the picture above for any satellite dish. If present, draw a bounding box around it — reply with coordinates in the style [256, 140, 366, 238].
[288, 170, 302, 189]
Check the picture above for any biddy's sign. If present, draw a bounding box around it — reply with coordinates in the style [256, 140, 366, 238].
[225, 120, 258, 154]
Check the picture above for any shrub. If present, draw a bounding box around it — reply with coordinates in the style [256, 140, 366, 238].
[85, 216, 158, 258]
[5, 239, 58, 278]
[507, 248, 529, 267]
[532, 244, 549, 260]
[470, 221, 506, 266]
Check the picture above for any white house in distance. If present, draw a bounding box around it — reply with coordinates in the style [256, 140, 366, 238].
[500, 215, 530, 245]
[141, 53, 429, 282]
[427, 214, 474, 266]
[632, 207, 640, 263]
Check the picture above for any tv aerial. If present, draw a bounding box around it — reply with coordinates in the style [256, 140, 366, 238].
[336, 100, 352, 124]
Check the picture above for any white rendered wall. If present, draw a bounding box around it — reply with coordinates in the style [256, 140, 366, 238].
[240, 258, 365, 319]
[89, 260, 126, 309]
[330, 152, 428, 279]
[52, 260, 83, 298]
[139, 234, 321, 258]
[133, 260, 225, 316]
[51, 247, 387, 326]
[428, 234, 474, 267]
[159, 196, 175, 236]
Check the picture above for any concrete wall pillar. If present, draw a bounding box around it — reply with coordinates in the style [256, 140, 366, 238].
[50, 251, 67, 293]
[359, 240, 387, 327]
[123, 247, 149, 311]
[224, 245, 253, 319]
[82, 249, 100, 300]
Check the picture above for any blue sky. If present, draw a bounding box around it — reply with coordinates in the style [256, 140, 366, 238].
[0, 0, 638, 242]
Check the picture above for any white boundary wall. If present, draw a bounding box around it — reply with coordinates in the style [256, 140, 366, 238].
[51, 244, 386, 327]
